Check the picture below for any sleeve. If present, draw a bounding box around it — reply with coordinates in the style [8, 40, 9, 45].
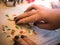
[50, 0, 60, 8]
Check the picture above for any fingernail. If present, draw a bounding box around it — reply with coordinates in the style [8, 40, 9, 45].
[14, 41, 19, 45]
[21, 35, 26, 39]
[14, 17, 17, 22]
[14, 17, 19, 23]
[14, 35, 19, 39]
[14, 17, 17, 20]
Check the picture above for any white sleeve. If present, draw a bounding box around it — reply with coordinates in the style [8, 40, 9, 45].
[32, 26, 60, 45]
[51, 0, 60, 8]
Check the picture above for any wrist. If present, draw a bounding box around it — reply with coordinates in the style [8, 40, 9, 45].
[52, 9, 60, 27]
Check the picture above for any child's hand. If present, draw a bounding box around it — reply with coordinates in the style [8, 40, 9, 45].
[14, 35, 37, 45]
[14, 4, 60, 30]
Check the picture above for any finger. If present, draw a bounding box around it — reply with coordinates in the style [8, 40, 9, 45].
[25, 4, 40, 12]
[17, 14, 42, 24]
[14, 11, 37, 22]
[36, 23, 56, 30]
[14, 36, 29, 45]
[21, 35, 37, 45]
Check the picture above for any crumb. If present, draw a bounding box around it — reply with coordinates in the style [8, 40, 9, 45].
[19, 31, 24, 34]
[5, 14, 9, 17]
[11, 29, 15, 35]
[19, 30, 26, 34]
[7, 28, 11, 30]
[15, 25, 19, 29]
[5, 26, 8, 28]
[2, 25, 5, 31]
[8, 18, 14, 21]
[5, 25, 11, 30]
[7, 35, 11, 38]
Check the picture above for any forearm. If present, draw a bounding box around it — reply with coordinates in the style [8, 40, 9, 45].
[52, 9, 60, 15]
